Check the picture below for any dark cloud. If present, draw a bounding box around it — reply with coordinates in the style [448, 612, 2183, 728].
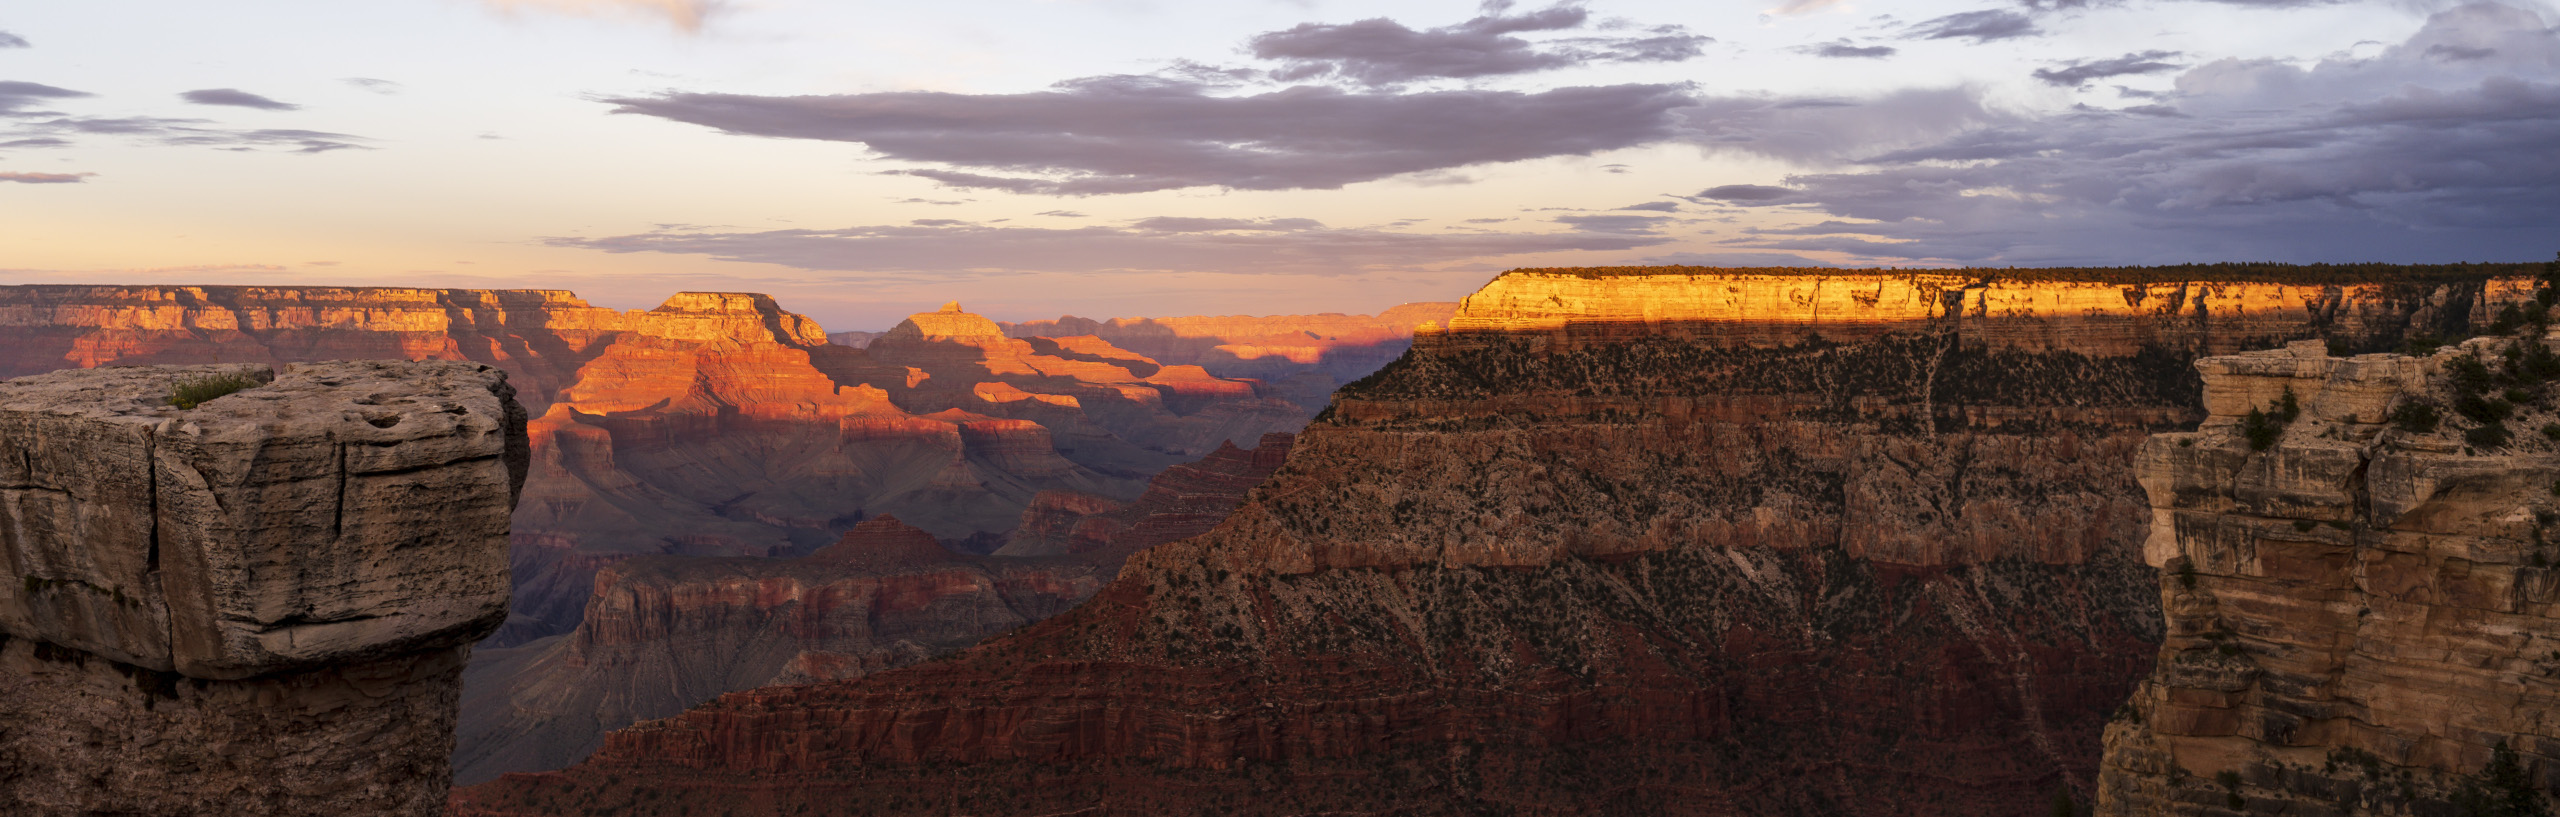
[1695, 184, 1797, 202]
[1249, 5, 1707, 86]
[0, 171, 91, 183]
[2032, 50, 2184, 86]
[0, 31, 28, 48]
[1618, 201, 1681, 212]
[179, 88, 301, 111]
[1801, 41, 1899, 59]
[1725, 3, 2560, 266]
[545, 220, 1669, 276]
[0, 81, 93, 116]
[343, 77, 403, 94]
[0, 137, 70, 148]
[3, 114, 367, 153]
[1906, 10, 2040, 42]
[605, 81, 1696, 194]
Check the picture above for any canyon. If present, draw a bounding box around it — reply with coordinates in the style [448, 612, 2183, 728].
[0, 284, 1415, 785]
[0, 360, 528, 816]
[449, 265, 2551, 817]
[0, 286, 1429, 646]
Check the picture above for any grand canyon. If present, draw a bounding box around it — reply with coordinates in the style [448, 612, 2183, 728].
[7, 262, 2559, 815]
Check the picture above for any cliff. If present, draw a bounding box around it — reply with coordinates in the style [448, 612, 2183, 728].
[2097, 334, 2560, 814]
[452, 265, 2545, 817]
[452, 435, 1296, 785]
[1001, 302, 1459, 386]
[451, 517, 1108, 785]
[0, 360, 528, 816]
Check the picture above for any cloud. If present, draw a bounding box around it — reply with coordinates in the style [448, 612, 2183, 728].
[1767, 0, 1850, 15]
[1035, 210, 1087, 218]
[1800, 41, 1899, 59]
[0, 81, 92, 116]
[3, 114, 368, 153]
[180, 88, 301, 111]
[545, 220, 1670, 276]
[1723, 3, 2560, 266]
[343, 77, 403, 94]
[605, 80, 1697, 194]
[0, 171, 92, 183]
[1679, 87, 2013, 165]
[1129, 216, 1325, 232]
[1555, 213, 1672, 233]
[1694, 184, 1797, 202]
[1906, 10, 2041, 42]
[0, 31, 27, 48]
[1634, 250, 1838, 266]
[479, 0, 727, 32]
[1618, 201, 1681, 211]
[2032, 50, 2185, 86]
[1248, 5, 1708, 86]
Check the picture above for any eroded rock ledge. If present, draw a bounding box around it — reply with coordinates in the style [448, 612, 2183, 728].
[0, 360, 528, 816]
[2099, 339, 2560, 815]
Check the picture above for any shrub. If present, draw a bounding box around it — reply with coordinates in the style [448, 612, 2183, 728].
[2391, 401, 2442, 433]
[2468, 422, 2512, 449]
[2276, 387, 2301, 422]
[2456, 394, 2515, 423]
[2405, 332, 2446, 356]
[168, 373, 260, 410]
[2242, 408, 2283, 450]
[2451, 355, 2497, 393]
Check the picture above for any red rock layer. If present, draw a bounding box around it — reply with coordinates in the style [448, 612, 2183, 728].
[451, 270, 2541, 817]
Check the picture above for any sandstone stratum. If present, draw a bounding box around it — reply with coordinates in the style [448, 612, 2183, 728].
[2099, 332, 2560, 814]
[452, 262, 2549, 817]
[0, 360, 529, 816]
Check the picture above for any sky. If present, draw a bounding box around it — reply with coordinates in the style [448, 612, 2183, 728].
[2, 0, 2555, 330]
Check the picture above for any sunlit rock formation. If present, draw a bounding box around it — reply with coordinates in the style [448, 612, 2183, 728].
[2097, 336, 2560, 815]
[1000, 302, 1460, 391]
[452, 265, 2543, 817]
[0, 360, 528, 817]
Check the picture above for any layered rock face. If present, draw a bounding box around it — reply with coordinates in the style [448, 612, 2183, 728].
[2097, 339, 2560, 815]
[0, 360, 527, 816]
[454, 268, 2541, 817]
[453, 435, 1297, 785]
[1001, 302, 1459, 388]
[453, 517, 1108, 785]
[997, 432, 1295, 558]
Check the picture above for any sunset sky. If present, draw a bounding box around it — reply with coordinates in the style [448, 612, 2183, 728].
[3, 0, 2555, 329]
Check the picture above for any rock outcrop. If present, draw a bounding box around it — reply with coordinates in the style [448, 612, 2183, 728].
[2097, 335, 2560, 815]
[453, 265, 2546, 817]
[451, 435, 1297, 785]
[1001, 302, 1460, 390]
[0, 360, 528, 817]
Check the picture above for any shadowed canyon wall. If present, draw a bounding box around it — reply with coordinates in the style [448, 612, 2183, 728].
[0, 360, 528, 816]
[451, 433, 1292, 785]
[2099, 337, 2560, 815]
[452, 266, 2543, 817]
